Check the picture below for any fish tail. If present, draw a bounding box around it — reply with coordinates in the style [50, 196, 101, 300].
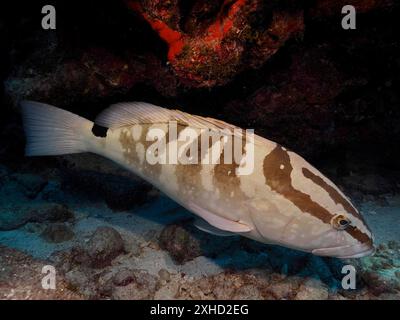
[20, 100, 93, 156]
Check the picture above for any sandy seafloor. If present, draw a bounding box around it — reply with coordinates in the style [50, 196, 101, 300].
[0, 154, 399, 300]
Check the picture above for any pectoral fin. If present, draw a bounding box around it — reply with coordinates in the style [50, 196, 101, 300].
[194, 218, 237, 237]
[188, 202, 252, 233]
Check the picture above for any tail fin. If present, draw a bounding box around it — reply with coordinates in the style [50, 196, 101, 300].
[20, 101, 93, 156]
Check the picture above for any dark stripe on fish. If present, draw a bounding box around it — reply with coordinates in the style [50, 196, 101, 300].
[302, 167, 363, 221]
[263, 146, 370, 244]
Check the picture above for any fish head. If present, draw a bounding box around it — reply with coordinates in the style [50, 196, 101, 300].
[260, 145, 375, 259]
[255, 203, 375, 259]
[309, 212, 375, 259]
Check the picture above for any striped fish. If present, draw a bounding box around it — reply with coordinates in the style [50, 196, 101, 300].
[21, 101, 375, 258]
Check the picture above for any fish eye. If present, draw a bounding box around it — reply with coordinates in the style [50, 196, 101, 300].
[331, 214, 351, 230]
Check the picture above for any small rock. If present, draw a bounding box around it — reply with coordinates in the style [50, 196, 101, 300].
[112, 268, 135, 287]
[65, 269, 89, 289]
[124, 239, 141, 257]
[159, 224, 202, 264]
[231, 284, 264, 300]
[360, 271, 396, 295]
[294, 278, 329, 300]
[49, 250, 75, 273]
[96, 276, 114, 298]
[65, 268, 97, 298]
[111, 269, 158, 300]
[158, 269, 171, 282]
[68, 246, 90, 267]
[267, 277, 303, 299]
[209, 274, 241, 299]
[154, 281, 179, 300]
[195, 276, 214, 295]
[112, 282, 150, 300]
[84, 226, 125, 268]
[41, 223, 74, 243]
[134, 269, 159, 291]
[177, 280, 210, 300]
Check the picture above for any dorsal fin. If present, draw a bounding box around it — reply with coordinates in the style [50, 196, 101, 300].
[95, 101, 242, 130]
[95, 101, 269, 146]
[95, 102, 182, 128]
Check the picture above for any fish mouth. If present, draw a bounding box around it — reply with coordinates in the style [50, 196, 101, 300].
[312, 242, 375, 259]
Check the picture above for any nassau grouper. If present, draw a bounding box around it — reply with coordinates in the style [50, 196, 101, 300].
[20, 101, 375, 258]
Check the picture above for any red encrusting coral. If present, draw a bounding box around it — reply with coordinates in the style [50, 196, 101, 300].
[203, 0, 247, 49]
[126, 1, 185, 61]
[126, 0, 304, 87]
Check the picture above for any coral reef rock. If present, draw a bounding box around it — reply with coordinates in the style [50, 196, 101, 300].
[81, 226, 126, 269]
[159, 223, 203, 264]
[41, 223, 75, 243]
[0, 246, 82, 300]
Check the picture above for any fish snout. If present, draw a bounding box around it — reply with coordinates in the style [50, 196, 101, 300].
[311, 241, 375, 259]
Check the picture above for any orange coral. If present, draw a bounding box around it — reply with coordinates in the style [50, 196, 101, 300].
[126, 0, 304, 87]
